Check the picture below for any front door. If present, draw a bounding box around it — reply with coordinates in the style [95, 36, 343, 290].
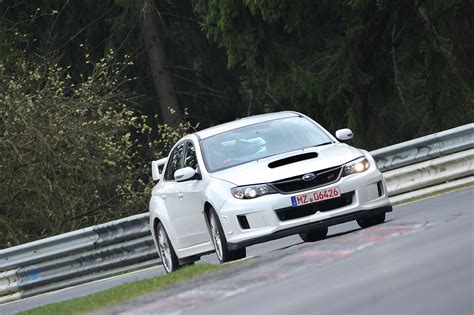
[163, 141, 208, 250]
[174, 141, 209, 247]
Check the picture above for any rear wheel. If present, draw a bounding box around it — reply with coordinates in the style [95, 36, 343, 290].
[208, 208, 246, 263]
[156, 222, 180, 273]
[357, 212, 386, 228]
[299, 227, 328, 242]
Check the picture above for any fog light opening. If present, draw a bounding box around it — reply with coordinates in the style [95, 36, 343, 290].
[237, 215, 250, 230]
[377, 181, 383, 197]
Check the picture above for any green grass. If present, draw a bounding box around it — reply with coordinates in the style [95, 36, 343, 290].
[393, 181, 474, 206]
[19, 263, 235, 315]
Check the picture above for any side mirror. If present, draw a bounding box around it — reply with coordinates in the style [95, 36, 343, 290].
[151, 158, 167, 181]
[174, 167, 196, 182]
[335, 128, 353, 141]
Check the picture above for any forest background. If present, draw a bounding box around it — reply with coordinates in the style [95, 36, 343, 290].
[0, 0, 472, 248]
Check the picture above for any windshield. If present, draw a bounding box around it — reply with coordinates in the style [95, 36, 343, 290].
[201, 116, 333, 172]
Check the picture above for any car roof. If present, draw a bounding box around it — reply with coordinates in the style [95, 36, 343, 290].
[195, 111, 301, 140]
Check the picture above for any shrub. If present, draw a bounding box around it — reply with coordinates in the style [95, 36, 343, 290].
[0, 53, 194, 248]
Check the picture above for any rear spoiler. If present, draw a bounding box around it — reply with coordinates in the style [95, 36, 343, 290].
[151, 158, 167, 181]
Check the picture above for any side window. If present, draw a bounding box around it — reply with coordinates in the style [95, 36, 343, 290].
[184, 142, 198, 170]
[164, 142, 185, 181]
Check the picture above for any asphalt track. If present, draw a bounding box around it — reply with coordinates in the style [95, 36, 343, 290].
[2, 187, 473, 314]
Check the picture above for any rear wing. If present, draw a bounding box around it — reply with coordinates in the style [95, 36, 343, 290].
[151, 158, 167, 181]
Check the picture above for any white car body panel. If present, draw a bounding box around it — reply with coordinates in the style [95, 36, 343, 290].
[149, 111, 392, 261]
[216, 155, 387, 245]
[210, 143, 362, 186]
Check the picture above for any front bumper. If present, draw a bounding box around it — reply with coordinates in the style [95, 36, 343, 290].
[227, 205, 392, 251]
[217, 165, 392, 251]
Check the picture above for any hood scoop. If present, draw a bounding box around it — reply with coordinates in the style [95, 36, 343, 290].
[268, 152, 318, 169]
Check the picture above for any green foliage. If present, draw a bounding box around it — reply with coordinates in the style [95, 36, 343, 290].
[0, 49, 195, 247]
[196, 0, 473, 148]
[1, 0, 473, 246]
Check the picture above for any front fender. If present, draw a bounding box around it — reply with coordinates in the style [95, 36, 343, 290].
[204, 178, 235, 213]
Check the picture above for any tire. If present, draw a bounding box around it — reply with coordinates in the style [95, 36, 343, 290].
[208, 208, 246, 263]
[299, 227, 328, 242]
[357, 212, 386, 228]
[156, 222, 180, 273]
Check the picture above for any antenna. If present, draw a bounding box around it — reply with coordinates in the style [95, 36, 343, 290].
[265, 89, 285, 111]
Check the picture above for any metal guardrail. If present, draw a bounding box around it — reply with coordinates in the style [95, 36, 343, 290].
[1, 123, 473, 304]
[0, 214, 156, 303]
[371, 123, 473, 172]
[383, 149, 473, 196]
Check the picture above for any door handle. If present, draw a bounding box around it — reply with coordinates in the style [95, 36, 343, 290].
[177, 193, 184, 199]
[160, 194, 166, 200]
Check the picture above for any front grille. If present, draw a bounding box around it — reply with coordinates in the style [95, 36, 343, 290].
[271, 166, 342, 194]
[275, 192, 354, 221]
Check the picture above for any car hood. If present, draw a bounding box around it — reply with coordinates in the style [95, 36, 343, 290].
[209, 143, 363, 186]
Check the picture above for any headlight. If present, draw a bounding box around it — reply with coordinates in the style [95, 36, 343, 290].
[342, 157, 370, 176]
[231, 184, 276, 199]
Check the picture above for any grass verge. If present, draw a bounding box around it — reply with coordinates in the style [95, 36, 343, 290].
[19, 263, 234, 315]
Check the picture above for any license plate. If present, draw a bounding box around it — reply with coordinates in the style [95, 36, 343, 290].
[291, 187, 341, 207]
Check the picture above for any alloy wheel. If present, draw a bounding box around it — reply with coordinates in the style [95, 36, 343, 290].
[158, 226, 172, 272]
[210, 214, 223, 260]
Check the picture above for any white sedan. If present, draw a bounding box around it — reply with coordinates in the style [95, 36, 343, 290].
[150, 111, 392, 273]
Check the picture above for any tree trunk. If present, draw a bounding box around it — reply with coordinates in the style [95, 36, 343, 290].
[136, 0, 181, 127]
[350, 4, 393, 146]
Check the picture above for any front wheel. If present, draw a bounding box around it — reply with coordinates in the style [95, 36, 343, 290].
[208, 209, 246, 263]
[299, 226, 328, 242]
[156, 222, 180, 273]
[357, 212, 386, 228]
